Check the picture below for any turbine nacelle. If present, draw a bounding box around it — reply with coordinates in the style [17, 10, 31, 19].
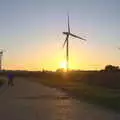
[0, 49, 5, 56]
[63, 32, 86, 41]
[63, 32, 69, 35]
[0, 51, 3, 56]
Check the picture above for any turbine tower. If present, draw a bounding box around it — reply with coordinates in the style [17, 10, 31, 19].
[63, 14, 86, 71]
[0, 49, 5, 70]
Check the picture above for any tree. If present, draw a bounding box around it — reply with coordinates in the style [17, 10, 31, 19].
[105, 65, 119, 71]
[56, 68, 65, 72]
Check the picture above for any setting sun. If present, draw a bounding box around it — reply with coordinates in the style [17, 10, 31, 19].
[60, 61, 67, 70]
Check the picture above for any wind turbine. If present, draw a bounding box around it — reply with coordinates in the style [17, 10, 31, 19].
[118, 47, 120, 50]
[63, 14, 86, 71]
[0, 49, 6, 70]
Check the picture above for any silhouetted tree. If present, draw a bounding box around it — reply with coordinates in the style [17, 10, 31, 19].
[104, 65, 119, 71]
[56, 68, 65, 72]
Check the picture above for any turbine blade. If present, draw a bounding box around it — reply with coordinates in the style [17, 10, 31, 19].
[67, 14, 70, 33]
[69, 33, 86, 41]
[63, 35, 68, 47]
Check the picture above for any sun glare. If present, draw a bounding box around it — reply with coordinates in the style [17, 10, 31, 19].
[60, 61, 67, 70]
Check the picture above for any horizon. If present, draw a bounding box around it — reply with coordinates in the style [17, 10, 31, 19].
[0, 0, 120, 71]
[1, 64, 119, 72]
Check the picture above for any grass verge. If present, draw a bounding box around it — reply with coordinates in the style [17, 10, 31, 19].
[0, 79, 5, 87]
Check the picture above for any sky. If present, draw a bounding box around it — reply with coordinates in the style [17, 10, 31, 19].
[0, 0, 120, 71]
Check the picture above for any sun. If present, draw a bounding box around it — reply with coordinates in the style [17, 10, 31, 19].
[60, 61, 67, 70]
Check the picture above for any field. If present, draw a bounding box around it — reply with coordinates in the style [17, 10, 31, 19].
[0, 78, 5, 87]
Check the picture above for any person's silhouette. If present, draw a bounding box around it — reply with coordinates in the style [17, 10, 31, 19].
[8, 73, 14, 87]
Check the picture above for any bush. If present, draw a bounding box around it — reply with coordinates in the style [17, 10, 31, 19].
[104, 65, 119, 71]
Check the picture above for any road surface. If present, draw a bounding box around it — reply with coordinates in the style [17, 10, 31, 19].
[0, 77, 120, 120]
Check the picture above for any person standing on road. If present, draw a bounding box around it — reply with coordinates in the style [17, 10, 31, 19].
[8, 73, 14, 87]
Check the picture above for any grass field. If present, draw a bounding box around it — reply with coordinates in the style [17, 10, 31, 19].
[0, 78, 5, 87]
